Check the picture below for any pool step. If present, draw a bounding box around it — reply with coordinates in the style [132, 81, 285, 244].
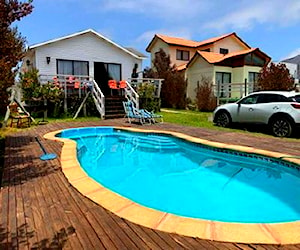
[118, 134, 181, 152]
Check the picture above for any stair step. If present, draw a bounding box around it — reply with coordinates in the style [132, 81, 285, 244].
[105, 113, 125, 119]
[104, 96, 125, 120]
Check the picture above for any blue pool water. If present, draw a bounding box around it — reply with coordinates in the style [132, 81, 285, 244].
[58, 127, 300, 223]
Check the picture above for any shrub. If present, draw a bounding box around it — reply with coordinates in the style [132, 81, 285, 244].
[19, 68, 64, 117]
[145, 49, 187, 109]
[195, 77, 217, 111]
[137, 82, 161, 112]
[257, 63, 295, 91]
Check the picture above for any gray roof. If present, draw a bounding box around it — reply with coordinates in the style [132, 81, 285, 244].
[125, 47, 147, 58]
[282, 54, 300, 64]
[30, 29, 146, 60]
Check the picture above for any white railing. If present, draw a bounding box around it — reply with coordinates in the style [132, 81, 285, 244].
[92, 80, 105, 119]
[39, 74, 94, 112]
[213, 82, 255, 104]
[127, 78, 163, 98]
[39, 74, 105, 118]
[124, 80, 139, 110]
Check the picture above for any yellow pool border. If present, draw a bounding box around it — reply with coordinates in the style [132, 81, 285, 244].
[44, 126, 300, 244]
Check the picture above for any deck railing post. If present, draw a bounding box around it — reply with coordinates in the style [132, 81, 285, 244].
[64, 76, 67, 113]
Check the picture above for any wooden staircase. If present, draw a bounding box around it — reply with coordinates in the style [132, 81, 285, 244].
[104, 96, 126, 119]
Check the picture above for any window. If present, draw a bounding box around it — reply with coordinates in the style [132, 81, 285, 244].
[219, 48, 229, 54]
[245, 54, 265, 66]
[176, 50, 190, 61]
[248, 72, 259, 83]
[257, 94, 289, 104]
[57, 59, 89, 76]
[239, 95, 259, 105]
[104, 63, 121, 81]
[216, 72, 231, 98]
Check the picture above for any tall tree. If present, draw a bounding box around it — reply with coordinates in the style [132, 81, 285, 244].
[257, 62, 295, 91]
[144, 49, 187, 108]
[0, 0, 33, 115]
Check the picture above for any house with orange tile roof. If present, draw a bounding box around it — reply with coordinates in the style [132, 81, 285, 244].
[146, 33, 271, 100]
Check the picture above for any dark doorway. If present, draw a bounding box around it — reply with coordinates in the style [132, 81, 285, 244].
[94, 62, 110, 95]
[94, 62, 122, 96]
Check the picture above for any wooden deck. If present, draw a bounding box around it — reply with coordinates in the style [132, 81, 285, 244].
[1, 119, 300, 249]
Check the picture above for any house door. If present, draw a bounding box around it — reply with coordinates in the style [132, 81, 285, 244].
[94, 62, 122, 96]
[94, 62, 110, 95]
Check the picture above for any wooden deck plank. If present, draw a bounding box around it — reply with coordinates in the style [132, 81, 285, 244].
[15, 150, 30, 250]
[2, 120, 300, 249]
[126, 221, 165, 249]
[0, 186, 9, 249]
[1, 138, 11, 249]
[49, 167, 96, 249]
[80, 199, 119, 250]
[107, 213, 152, 250]
[43, 171, 83, 249]
[141, 227, 185, 249]
[76, 193, 138, 249]
[8, 145, 18, 249]
[169, 234, 206, 249]
[25, 132, 83, 249]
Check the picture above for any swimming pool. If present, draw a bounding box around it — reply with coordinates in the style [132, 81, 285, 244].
[57, 126, 300, 224]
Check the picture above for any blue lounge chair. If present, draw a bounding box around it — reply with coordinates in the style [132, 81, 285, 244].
[139, 109, 163, 123]
[123, 101, 151, 125]
[123, 101, 163, 124]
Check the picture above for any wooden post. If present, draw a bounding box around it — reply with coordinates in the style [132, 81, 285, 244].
[217, 81, 220, 106]
[64, 77, 67, 113]
[73, 92, 91, 119]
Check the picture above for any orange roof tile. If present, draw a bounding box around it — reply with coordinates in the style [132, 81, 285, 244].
[187, 48, 271, 68]
[176, 63, 187, 71]
[196, 33, 235, 47]
[197, 51, 225, 63]
[146, 32, 251, 52]
[156, 34, 200, 47]
[198, 48, 257, 63]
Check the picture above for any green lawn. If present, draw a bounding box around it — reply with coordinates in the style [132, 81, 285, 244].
[160, 109, 215, 128]
[159, 109, 300, 140]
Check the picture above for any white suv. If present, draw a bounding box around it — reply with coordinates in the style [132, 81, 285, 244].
[213, 91, 300, 137]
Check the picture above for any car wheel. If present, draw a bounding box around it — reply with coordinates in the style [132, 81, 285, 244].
[215, 111, 231, 127]
[270, 117, 293, 137]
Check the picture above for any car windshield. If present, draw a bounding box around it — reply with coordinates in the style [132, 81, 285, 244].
[288, 95, 300, 102]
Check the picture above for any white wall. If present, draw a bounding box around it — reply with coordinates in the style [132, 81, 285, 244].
[33, 32, 143, 79]
[212, 36, 248, 54]
[149, 39, 170, 67]
[186, 56, 213, 100]
[277, 62, 298, 81]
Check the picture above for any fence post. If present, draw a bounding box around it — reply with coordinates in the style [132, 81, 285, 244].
[217, 81, 220, 106]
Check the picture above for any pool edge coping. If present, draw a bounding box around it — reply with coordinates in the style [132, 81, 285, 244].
[44, 126, 300, 245]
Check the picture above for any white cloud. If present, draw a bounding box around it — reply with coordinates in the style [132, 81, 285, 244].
[136, 28, 193, 43]
[283, 48, 300, 60]
[203, 0, 300, 31]
[101, 0, 211, 22]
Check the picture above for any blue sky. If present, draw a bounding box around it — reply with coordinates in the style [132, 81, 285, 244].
[16, 0, 300, 68]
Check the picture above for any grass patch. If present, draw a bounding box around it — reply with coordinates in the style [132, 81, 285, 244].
[161, 109, 215, 128]
[160, 109, 300, 140]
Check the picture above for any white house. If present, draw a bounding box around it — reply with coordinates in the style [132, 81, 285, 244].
[146, 32, 271, 100]
[22, 29, 146, 95]
[280, 54, 300, 84]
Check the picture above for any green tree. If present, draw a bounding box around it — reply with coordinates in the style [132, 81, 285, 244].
[257, 62, 295, 91]
[0, 0, 33, 115]
[145, 49, 187, 108]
